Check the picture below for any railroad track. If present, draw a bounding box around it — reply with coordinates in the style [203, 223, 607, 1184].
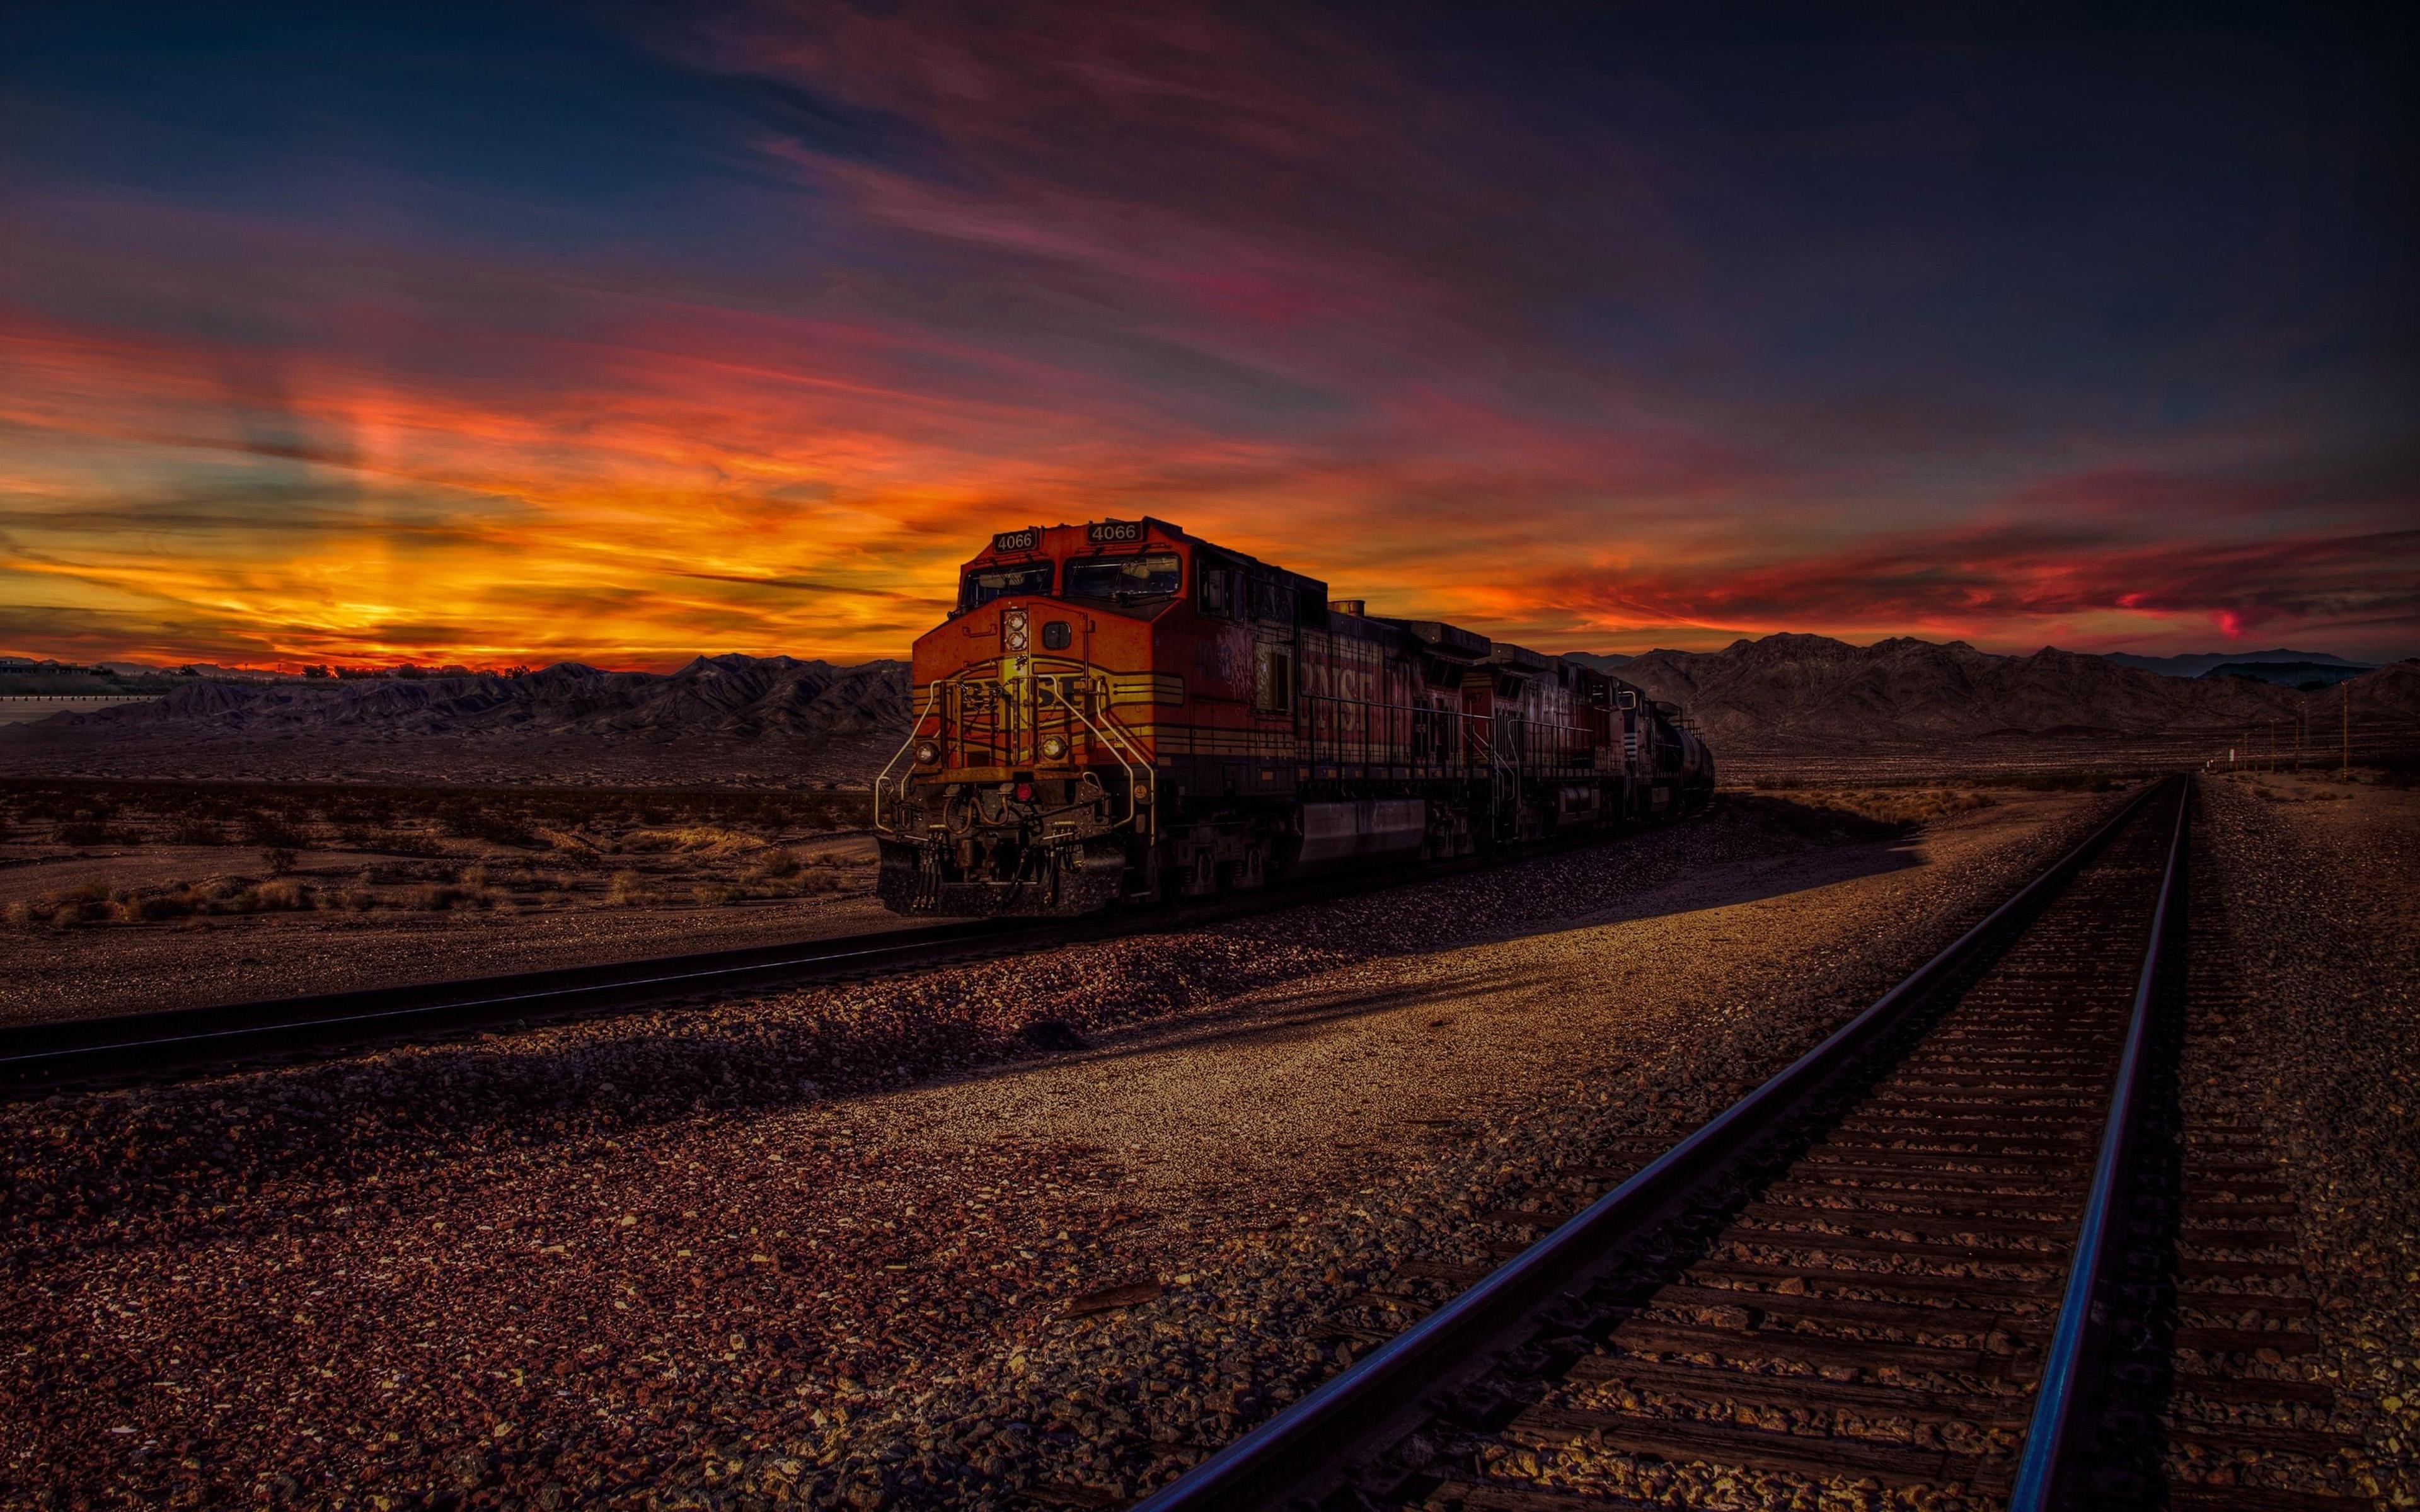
[1135, 775, 2364, 1512]
[0, 811, 1696, 1093]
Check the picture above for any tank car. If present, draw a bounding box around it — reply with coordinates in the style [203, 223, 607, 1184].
[873, 518, 1714, 916]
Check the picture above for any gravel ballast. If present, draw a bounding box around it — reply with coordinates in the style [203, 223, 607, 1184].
[2192, 772, 2420, 1506]
[1, 791, 2109, 1509]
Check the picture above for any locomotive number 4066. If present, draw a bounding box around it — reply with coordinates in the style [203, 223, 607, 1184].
[1087, 520, 1143, 544]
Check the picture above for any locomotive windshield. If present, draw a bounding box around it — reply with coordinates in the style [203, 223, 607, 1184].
[1066, 552, 1181, 603]
[960, 561, 1053, 609]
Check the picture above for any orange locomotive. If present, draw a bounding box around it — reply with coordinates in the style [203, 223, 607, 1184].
[874, 518, 1715, 915]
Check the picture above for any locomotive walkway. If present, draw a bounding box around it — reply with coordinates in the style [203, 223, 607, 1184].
[1135, 776, 2363, 1512]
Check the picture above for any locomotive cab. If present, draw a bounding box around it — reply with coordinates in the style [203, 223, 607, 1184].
[875, 520, 1191, 915]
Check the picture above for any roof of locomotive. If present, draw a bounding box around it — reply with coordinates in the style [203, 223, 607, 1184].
[970, 517, 1328, 593]
[962, 518, 1652, 696]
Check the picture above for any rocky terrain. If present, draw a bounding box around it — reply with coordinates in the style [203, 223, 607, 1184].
[0, 789, 2102, 1511]
[0, 655, 909, 786]
[0, 779, 882, 1023]
[1615, 636, 2420, 781]
[2189, 772, 2420, 1504]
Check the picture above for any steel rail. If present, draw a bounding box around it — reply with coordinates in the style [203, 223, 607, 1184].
[1132, 776, 2177, 1512]
[1, 791, 1728, 1092]
[2007, 774, 2192, 1509]
[0, 915, 1057, 1089]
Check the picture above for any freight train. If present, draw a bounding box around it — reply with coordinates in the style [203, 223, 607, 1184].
[874, 518, 1714, 916]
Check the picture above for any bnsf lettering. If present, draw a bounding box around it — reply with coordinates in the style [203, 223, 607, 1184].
[1088, 520, 1143, 544]
[992, 527, 1041, 552]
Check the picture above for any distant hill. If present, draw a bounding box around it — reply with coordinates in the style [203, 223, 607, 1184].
[1559, 651, 1634, 675]
[2103, 648, 2370, 678]
[0, 654, 910, 786]
[4, 638, 2412, 786]
[2200, 660, 2371, 690]
[1613, 634, 2420, 756]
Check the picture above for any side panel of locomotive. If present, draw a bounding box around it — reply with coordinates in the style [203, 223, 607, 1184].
[874, 518, 1713, 916]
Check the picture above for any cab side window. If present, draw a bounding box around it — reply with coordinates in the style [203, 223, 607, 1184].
[1253, 644, 1293, 714]
[1199, 566, 1231, 618]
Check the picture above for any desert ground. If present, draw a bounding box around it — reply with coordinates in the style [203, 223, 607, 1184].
[3, 775, 2412, 1509]
[0, 781, 887, 1024]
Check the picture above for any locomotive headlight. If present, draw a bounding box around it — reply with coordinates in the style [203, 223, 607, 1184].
[1039, 733, 1069, 761]
[913, 741, 940, 765]
[1002, 607, 1030, 651]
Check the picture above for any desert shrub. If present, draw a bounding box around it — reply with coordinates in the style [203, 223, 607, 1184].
[333, 886, 378, 912]
[45, 883, 113, 922]
[693, 883, 744, 907]
[4, 900, 36, 927]
[117, 893, 198, 922]
[606, 870, 647, 906]
[1816, 789, 1995, 827]
[262, 845, 297, 876]
[50, 820, 118, 846]
[167, 818, 228, 845]
[533, 828, 604, 866]
[436, 798, 537, 848]
[459, 863, 490, 891]
[241, 811, 308, 849]
[256, 878, 314, 910]
[408, 883, 468, 910]
[743, 849, 801, 884]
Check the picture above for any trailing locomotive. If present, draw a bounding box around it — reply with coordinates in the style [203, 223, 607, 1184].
[874, 518, 1714, 916]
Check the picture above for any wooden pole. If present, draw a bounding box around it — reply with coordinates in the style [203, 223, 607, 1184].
[2342, 681, 2351, 776]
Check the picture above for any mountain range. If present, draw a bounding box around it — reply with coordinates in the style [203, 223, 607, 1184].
[1608, 634, 2416, 755]
[0, 654, 909, 786]
[1, 638, 2411, 785]
[2100, 648, 2372, 678]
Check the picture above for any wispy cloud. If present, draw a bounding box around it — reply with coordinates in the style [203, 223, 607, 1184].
[1, 4, 2413, 666]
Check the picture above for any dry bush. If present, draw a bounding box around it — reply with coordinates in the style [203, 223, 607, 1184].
[606, 870, 647, 906]
[240, 811, 308, 850]
[693, 882, 744, 907]
[256, 878, 314, 910]
[742, 849, 801, 885]
[623, 825, 756, 856]
[459, 863, 490, 891]
[114, 893, 197, 923]
[532, 827, 604, 866]
[1809, 788, 1997, 827]
[166, 818, 228, 845]
[16, 883, 113, 924]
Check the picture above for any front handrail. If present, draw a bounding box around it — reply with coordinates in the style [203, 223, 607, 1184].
[872, 679, 947, 837]
[1039, 677, 1147, 835]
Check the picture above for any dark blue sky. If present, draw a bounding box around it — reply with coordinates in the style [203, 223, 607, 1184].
[3, 1, 2414, 665]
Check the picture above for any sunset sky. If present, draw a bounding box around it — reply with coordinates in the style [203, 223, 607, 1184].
[4, 3, 2416, 670]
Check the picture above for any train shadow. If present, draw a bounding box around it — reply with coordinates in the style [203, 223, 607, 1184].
[839, 823, 1930, 1104]
[9, 818, 1932, 1252]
